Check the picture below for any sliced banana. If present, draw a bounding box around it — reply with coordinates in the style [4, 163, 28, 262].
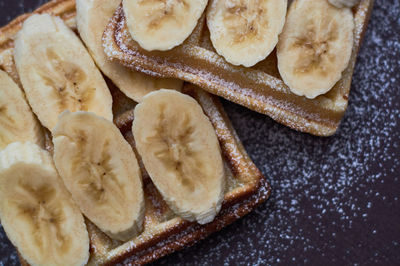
[123, 0, 208, 51]
[0, 70, 43, 150]
[132, 90, 225, 224]
[277, 0, 354, 99]
[76, 0, 183, 102]
[0, 142, 89, 266]
[14, 14, 113, 132]
[53, 111, 144, 241]
[328, 0, 360, 8]
[207, 0, 287, 67]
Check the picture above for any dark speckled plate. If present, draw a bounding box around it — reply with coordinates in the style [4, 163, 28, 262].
[0, 0, 399, 265]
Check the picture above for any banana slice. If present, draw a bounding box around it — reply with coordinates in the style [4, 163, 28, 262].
[123, 0, 208, 51]
[76, 0, 183, 102]
[277, 0, 354, 99]
[132, 90, 225, 224]
[0, 142, 89, 266]
[14, 14, 113, 132]
[53, 111, 144, 241]
[0, 70, 43, 149]
[207, 0, 287, 67]
[328, 0, 360, 8]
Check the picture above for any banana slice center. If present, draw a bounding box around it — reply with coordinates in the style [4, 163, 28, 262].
[73, 133, 125, 213]
[13, 181, 70, 254]
[293, 18, 339, 75]
[224, 0, 265, 44]
[39, 49, 95, 112]
[139, 0, 189, 30]
[147, 108, 202, 191]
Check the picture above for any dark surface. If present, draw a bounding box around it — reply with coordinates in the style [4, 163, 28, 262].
[0, 0, 399, 265]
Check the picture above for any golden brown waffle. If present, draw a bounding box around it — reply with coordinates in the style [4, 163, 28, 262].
[0, 0, 270, 264]
[103, 0, 374, 137]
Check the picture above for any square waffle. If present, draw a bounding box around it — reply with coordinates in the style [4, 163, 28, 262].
[103, 0, 374, 136]
[0, 0, 270, 264]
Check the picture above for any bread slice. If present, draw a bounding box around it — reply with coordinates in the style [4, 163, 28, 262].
[0, 0, 270, 264]
[103, 0, 374, 136]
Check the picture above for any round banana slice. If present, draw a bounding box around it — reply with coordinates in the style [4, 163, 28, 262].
[53, 111, 144, 241]
[14, 14, 113, 132]
[328, 0, 360, 8]
[277, 0, 354, 99]
[76, 0, 183, 102]
[123, 0, 208, 51]
[132, 90, 225, 224]
[0, 70, 43, 149]
[0, 142, 89, 266]
[207, 0, 287, 67]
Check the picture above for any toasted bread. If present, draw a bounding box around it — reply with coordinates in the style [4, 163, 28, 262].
[103, 0, 374, 136]
[0, 0, 270, 264]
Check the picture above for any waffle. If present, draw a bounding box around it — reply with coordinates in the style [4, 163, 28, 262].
[103, 0, 374, 137]
[0, 0, 270, 264]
